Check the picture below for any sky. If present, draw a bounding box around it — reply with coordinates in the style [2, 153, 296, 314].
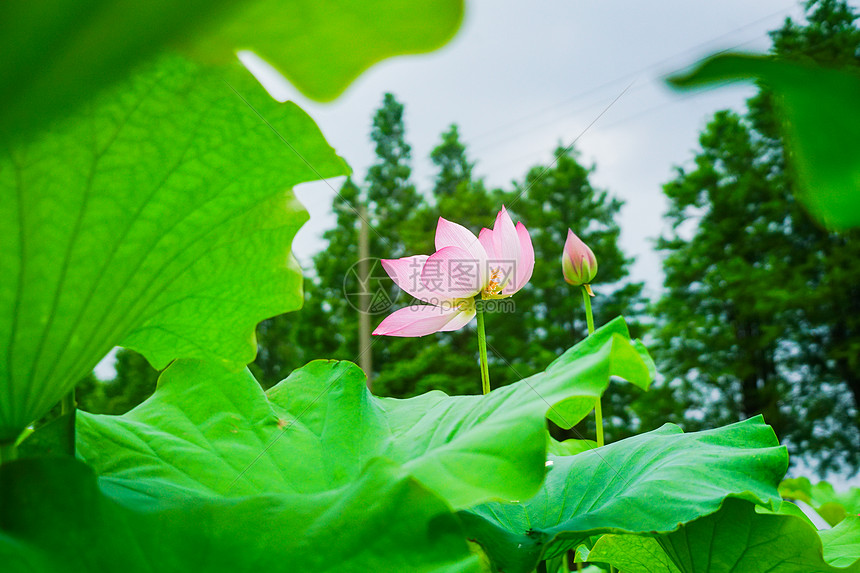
[239, 0, 833, 300]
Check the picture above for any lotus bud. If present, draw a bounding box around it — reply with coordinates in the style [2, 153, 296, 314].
[562, 229, 598, 288]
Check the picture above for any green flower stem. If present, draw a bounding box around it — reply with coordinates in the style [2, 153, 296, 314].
[594, 398, 605, 448]
[582, 286, 613, 573]
[581, 285, 604, 448]
[476, 299, 491, 395]
[0, 440, 17, 465]
[61, 388, 76, 416]
[581, 286, 595, 335]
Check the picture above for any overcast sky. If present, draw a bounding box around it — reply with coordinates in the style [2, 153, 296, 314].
[239, 0, 857, 300]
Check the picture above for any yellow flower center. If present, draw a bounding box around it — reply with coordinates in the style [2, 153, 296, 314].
[484, 268, 503, 297]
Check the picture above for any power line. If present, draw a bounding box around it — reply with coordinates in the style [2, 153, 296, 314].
[469, 6, 800, 176]
[463, 4, 798, 163]
[466, 4, 796, 148]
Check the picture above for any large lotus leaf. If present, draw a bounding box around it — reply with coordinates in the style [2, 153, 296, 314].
[668, 54, 860, 231]
[458, 417, 787, 573]
[76, 317, 653, 511]
[586, 498, 860, 573]
[0, 55, 348, 443]
[373, 318, 653, 508]
[821, 517, 860, 569]
[193, 0, 465, 101]
[0, 0, 463, 139]
[582, 536, 681, 573]
[0, 456, 479, 573]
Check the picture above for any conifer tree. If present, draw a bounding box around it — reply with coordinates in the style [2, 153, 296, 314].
[652, 0, 860, 473]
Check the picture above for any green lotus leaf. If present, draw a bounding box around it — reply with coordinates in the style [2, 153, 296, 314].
[0, 456, 479, 573]
[587, 498, 860, 573]
[820, 516, 860, 569]
[0, 0, 463, 138]
[459, 417, 787, 573]
[193, 0, 464, 102]
[76, 316, 653, 510]
[0, 54, 348, 442]
[0, 317, 648, 569]
[582, 535, 681, 573]
[547, 437, 598, 456]
[668, 53, 860, 231]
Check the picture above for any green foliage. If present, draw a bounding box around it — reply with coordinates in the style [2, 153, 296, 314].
[431, 124, 476, 198]
[77, 317, 652, 509]
[0, 456, 478, 573]
[585, 536, 681, 573]
[459, 417, 787, 573]
[0, 0, 464, 138]
[669, 55, 860, 231]
[0, 55, 347, 443]
[781, 476, 860, 525]
[653, 0, 860, 473]
[253, 93, 429, 389]
[587, 498, 860, 573]
[250, 285, 323, 389]
[0, 318, 649, 569]
[822, 517, 860, 568]
[650, 108, 800, 435]
[6, 0, 857, 570]
[193, 0, 464, 102]
[366, 93, 425, 242]
[76, 349, 159, 415]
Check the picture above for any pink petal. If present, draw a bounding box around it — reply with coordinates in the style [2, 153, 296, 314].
[372, 304, 472, 337]
[422, 246, 483, 301]
[492, 206, 521, 263]
[478, 227, 496, 260]
[381, 255, 438, 304]
[512, 222, 534, 293]
[438, 306, 476, 331]
[488, 206, 521, 294]
[564, 229, 589, 260]
[562, 229, 598, 285]
[435, 217, 488, 283]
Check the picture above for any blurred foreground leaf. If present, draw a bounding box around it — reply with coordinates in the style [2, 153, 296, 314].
[0, 0, 463, 139]
[781, 476, 860, 525]
[668, 53, 860, 230]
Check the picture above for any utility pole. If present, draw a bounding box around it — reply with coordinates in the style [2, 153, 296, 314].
[358, 202, 373, 391]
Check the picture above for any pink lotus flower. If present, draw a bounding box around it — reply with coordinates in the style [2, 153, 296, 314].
[562, 229, 598, 287]
[373, 206, 534, 337]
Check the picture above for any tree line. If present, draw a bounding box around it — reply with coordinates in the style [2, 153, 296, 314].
[78, 0, 860, 476]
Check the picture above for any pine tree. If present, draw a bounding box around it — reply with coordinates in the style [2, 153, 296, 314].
[653, 0, 860, 473]
[254, 94, 429, 391]
[374, 123, 495, 397]
[76, 349, 158, 414]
